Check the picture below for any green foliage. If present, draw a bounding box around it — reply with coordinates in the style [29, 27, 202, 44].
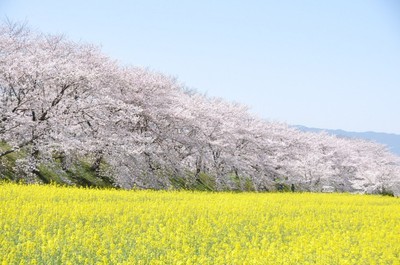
[243, 178, 255, 191]
[67, 160, 114, 188]
[193, 172, 216, 191]
[0, 141, 25, 181]
[36, 164, 66, 184]
[0, 141, 114, 188]
[228, 174, 255, 191]
[380, 186, 395, 197]
[275, 182, 292, 192]
[43, 159, 114, 188]
[169, 172, 216, 191]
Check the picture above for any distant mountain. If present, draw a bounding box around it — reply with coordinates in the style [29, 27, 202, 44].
[295, 126, 400, 156]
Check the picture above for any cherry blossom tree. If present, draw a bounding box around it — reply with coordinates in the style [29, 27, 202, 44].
[1, 22, 399, 194]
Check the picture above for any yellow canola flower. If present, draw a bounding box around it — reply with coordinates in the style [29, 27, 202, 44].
[0, 183, 399, 264]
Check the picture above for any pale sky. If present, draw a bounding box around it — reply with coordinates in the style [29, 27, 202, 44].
[1, 0, 400, 134]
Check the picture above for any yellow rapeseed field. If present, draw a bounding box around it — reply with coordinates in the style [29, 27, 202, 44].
[1, 183, 399, 264]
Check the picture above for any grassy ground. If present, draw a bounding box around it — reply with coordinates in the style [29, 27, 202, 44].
[1, 183, 399, 264]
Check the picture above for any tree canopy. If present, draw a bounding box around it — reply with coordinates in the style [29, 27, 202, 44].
[1, 22, 399, 194]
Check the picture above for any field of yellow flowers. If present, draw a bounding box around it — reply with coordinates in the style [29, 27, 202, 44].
[1, 183, 399, 264]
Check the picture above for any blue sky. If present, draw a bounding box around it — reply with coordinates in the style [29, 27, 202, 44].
[1, 0, 400, 134]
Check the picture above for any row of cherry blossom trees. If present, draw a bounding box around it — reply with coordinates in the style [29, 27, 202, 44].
[1, 22, 399, 194]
